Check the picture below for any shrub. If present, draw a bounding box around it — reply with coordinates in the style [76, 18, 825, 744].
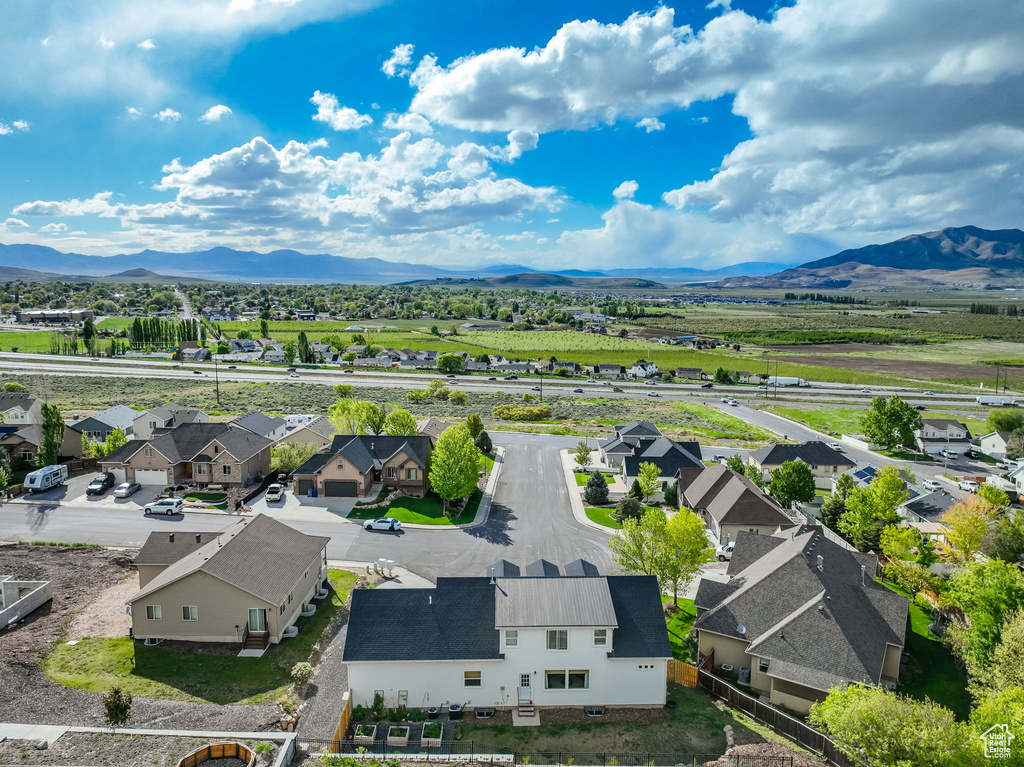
[474, 431, 493, 453]
[448, 390, 467, 405]
[629, 478, 643, 500]
[406, 389, 430, 403]
[491, 404, 552, 421]
[103, 687, 132, 726]
[290, 661, 314, 685]
[615, 496, 642, 522]
[664, 483, 678, 507]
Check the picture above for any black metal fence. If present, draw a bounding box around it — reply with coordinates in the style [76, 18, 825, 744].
[293, 739, 793, 767]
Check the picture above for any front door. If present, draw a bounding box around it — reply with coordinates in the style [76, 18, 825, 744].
[518, 673, 532, 702]
[248, 608, 267, 632]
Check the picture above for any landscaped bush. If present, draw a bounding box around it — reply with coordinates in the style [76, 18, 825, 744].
[491, 404, 552, 421]
[290, 661, 314, 685]
[423, 721, 442, 739]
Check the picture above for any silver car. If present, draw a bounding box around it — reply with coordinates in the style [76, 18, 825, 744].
[113, 482, 142, 498]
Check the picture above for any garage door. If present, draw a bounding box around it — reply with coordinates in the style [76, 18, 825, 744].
[109, 468, 126, 483]
[296, 479, 315, 495]
[135, 470, 168, 486]
[323, 480, 359, 497]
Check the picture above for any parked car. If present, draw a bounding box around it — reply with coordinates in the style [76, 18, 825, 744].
[612, 387, 623, 392]
[701, 382, 714, 389]
[85, 472, 117, 496]
[113, 482, 142, 498]
[572, 388, 584, 393]
[941, 449, 958, 459]
[827, 442, 843, 452]
[265, 484, 285, 502]
[996, 461, 1012, 470]
[964, 449, 979, 459]
[364, 517, 402, 532]
[716, 542, 735, 562]
[144, 497, 185, 515]
[922, 478, 942, 491]
[958, 479, 980, 492]
[712, 454, 726, 463]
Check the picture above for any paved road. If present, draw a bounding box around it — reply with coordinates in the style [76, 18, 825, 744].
[0, 434, 613, 581]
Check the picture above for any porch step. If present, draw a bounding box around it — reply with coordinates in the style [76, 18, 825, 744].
[517, 705, 535, 717]
[244, 636, 266, 649]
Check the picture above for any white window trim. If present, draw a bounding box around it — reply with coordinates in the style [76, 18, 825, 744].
[182, 605, 198, 621]
[145, 605, 162, 620]
[464, 670, 482, 687]
[505, 630, 518, 647]
[546, 629, 568, 651]
[593, 629, 607, 646]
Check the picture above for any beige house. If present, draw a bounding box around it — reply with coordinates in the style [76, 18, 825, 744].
[747, 442, 854, 487]
[694, 527, 907, 714]
[99, 422, 272, 487]
[128, 514, 330, 646]
[679, 463, 793, 544]
[291, 435, 432, 498]
[0, 392, 43, 425]
[133, 404, 209, 441]
[278, 416, 335, 448]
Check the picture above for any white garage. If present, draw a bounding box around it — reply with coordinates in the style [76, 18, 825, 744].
[134, 469, 168, 486]
[108, 468, 126, 484]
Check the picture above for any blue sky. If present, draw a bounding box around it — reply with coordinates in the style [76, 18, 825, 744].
[1, 0, 1022, 270]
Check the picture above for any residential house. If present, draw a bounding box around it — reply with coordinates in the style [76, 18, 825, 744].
[175, 342, 208, 362]
[465, 360, 489, 372]
[620, 437, 703, 491]
[416, 418, 455, 442]
[595, 364, 626, 379]
[0, 424, 41, 466]
[133, 404, 209, 441]
[675, 368, 704, 380]
[345, 344, 370, 357]
[734, 371, 760, 384]
[127, 514, 329, 646]
[90, 405, 139, 436]
[0, 392, 42, 426]
[901, 490, 957, 525]
[70, 416, 124, 443]
[915, 419, 972, 456]
[693, 527, 907, 714]
[98, 422, 272, 487]
[747, 442, 855, 488]
[230, 339, 260, 353]
[494, 363, 536, 375]
[680, 464, 792, 544]
[278, 416, 335, 449]
[291, 435, 432, 498]
[629, 361, 659, 378]
[343, 560, 670, 710]
[977, 431, 1012, 460]
[598, 421, 664, 467]
[231, 411, 288, 443]
[460, 322, 501, 331]
[262, 349, 286, 364]
[353, 355, 394, 367]
[549, 360, 580, 374]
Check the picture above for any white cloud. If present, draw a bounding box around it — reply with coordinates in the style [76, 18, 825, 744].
[692, 116, 709, 123]
[153, 107, 181, 122]
[125, 106, 143, 119]
[12, 120, 30, 131]
[613, 180, 639, 200]
[310, 91, 372, 131]
[2, 218, 29, 230]
[137, 38, 157, 50]
[200, 104, 233, 122]
[635, 117, 664, 133]
[97, 33, 115, 49]
[40, 222, 70, 234]
[706, 0, 731, 11]
[382, 43, 414, 77]
[505, 129, 539, 160]
[383, 112, 432, 134]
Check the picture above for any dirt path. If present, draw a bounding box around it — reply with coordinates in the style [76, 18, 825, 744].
[67, 576, 135, 638]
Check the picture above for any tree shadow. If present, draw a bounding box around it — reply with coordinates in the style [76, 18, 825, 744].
[463, 501, 515, 546]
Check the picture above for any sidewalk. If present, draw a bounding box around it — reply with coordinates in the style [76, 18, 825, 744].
[559, 450, 615, 534]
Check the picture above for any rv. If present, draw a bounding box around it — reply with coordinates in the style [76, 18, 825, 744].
[23, 465, 68, 493]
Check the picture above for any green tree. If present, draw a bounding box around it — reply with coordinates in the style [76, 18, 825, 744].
[662, 509, 715, 605]
[356, 401, 388, 435]
[259, 318, 269, 339]
[614, 495, 642, 522]
[821, 473, 855, 531]
[977, 483, 1010, 508]
[104, 428, 127, 455]
[0, 463, 10, 492]
[333, 383, 354, 398]
[474, 430, 492, 453]
[940, 496, 997, 564]
[103, 687, 133, 727]
[406, 389, 430, 403]
[574, 440, 592, 470]
[327, 398, 360, 434]
[283, 341, 296, 365]
[839, 465, 907, 551]
[448, 389, 467, 404]
[584, 470, 609, 505]
[744, 461, 765, 488]
[436, 353, 464, 374]
[983, 512, 1024, 563]
[860, 395, 922, 449]
[664, 483, 678, 507]
[235, 329, 252, 340]
[768, 460, 816, 507]
[1006, 429, 1024, 461]
[429, 425, 482, 515]
[609, 508, 666, 575]
[974, 610, 1024, 693]
[945, 559, 1024, 666]
[637, 462, 661, 500]
[808, 685, 972, 767]
[880, 525, 922, 561]
[465, 413, 485, 439]
[383, 408, 419, 436]
[725, 453, 745, 474]
[271, 442, 320, 474]
[987, 408, 1024, 434]
[713, 367, 733, 385]
[37, 403, 65, 467]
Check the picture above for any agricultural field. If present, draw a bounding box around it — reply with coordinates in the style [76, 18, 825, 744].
[96, 317, 136, 330]
[0, 330, 62, 352]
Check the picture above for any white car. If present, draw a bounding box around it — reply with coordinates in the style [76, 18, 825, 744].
[144, 497, 184, 515]
[923, 390, 934, 396]
[941, 449, 958, 459]
[958, 480, 980, 493]
[647, 391, 660, 397]
[265, 484, 285, 502]
[113, 482, 142, 498]
[827, 442, 843, 452]
[289, 372, 300, 378]
[859, 388, 871, 394]
[922, 478, 942, 491]
[716, 542, 735, 562]
[726, 398, 738, 406]
[364, 517, 402, 532]
[645, 380, 657, 386]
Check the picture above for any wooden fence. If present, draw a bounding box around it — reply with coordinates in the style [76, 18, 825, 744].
[331, 690, 352, 752]
[667, 658, 698, 688]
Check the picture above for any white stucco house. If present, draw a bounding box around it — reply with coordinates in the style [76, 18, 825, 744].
[629, 361, 659, 378]
[343, 560, 671, 713]
[977, 431, 1012, 460]
[915, 419, 972, 455]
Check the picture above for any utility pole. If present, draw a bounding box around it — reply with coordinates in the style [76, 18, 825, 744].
[539, 370, 544, 403]
[214, 356, 221, 406]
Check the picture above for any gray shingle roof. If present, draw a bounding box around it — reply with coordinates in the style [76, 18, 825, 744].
[564, 559, 600, 577]
[495, 577, 617, 628]
[524, 559, 561, 577]
[129, 514, 329, 606]
[749, 441, 855, 469]
[599, 436, 635, 454]
[623, 438, 703, 478]
[703, 475, 792, 528]
[694, 527, 907, 692]
[0, 392, 39, 412]
[606, 575, 673, 658]
[135, 531, 222, 566]
[902, 490, 957, 523]
[293, 435, 432, 476]
[231, 411, 286, 438]
[486, 559, 521, 578]
[99, 440, 147, 465]
[292, 452, 335, 475]
[211, 426, 275, 461]
[614, 421, 662, 438]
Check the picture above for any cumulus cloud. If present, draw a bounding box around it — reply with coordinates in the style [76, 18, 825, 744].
[310, 91, 372, 131]
[40, 222, 70, 233]
[382, 43, 414, 77]
[706, 0, 731, 11]
[2, 218, 29, 230]
[153, 107, 181, 122]
[97, 34, 115, 49]
[137, 38, 156, 50]
[125, 106, 143, 119]
[613, 180, 639, 200]
[505, 130, 539, 160]
[383, 112, 432, 134]
[13, 120, 30, 130]
[0, 120, 30, 135]
[200, 104, 233, 122]
[635, 117, 664, 133]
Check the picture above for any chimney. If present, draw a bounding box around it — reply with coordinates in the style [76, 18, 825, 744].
[169, 533, 174, 543]
[196, 534, 201, 543]
[816, 554, 824, 572]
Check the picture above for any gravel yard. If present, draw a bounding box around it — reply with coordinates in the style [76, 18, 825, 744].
[0, 732, 279, 766]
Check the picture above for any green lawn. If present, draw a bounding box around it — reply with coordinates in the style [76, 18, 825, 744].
[772, 405, 987, 440]
[662, 597, 698, 662]
[347, 489, 482, 525]
[185, 492, 228, 509]
[0, 330, 66, 353]
[575, 472, 615, 486]
[673, 402, 777, 442]
[454, 683, 745, 755]
[43, 569, 358, 704]
[585, 506, 623, 529]
[879, 579, 972, 720]
[97, 317, 137, 330]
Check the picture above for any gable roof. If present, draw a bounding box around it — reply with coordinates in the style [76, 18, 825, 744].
[901, 490, 958, 523]
[486, 559, 521, 578]
[525, 559, 561, 577]
[614, 421, 661, 438]
[623, 438, 703, 478]
[494, 577, 617, 628]
[293, 435, 433, 476]
[749, 441, 855, 468]
[700, 471, 792, 528]
[598, 436, 635, 454]
[99, 440, 147, 464]
[128, 514, 329, 606]
[149, 422, 273, 464]
[920, 418, 969, 430]
[292, 451, 335, 475]
[69, 416, 118, 434]
[231, 411, 286, 438]
[91, 405, 139, 431]
[605, 575, 673, 658]
[0, 392, 39, 412]
[564, 559, 600, 577]
[145, 403, 207, 426]
[135, 531, 222, 566]
[694, 527, 907, 692]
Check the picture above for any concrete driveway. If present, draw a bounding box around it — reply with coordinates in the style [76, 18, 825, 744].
[247, 486, 359, 522]
[13, 473, 93, 505]
[69, 485, 164, 511]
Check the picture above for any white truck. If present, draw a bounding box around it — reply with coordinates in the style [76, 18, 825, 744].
[23, 464, 69, 493]
[767, 376, 810, 387]
[976, 396, 1018, 407]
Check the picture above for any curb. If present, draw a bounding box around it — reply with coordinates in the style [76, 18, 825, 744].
[398, 445, 505, 531]
[559, 450, 615, 535]
[1, 497, 251, 518]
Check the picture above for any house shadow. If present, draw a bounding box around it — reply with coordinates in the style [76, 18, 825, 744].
[463, 501, 515, 546]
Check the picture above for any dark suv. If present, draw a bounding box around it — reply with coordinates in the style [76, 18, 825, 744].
[86, 472, 117, 496]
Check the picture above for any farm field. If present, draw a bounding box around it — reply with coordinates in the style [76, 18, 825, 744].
[96, 317, 136, 330]
[0, 330, 63, 352]
[769, 405, 988, 438]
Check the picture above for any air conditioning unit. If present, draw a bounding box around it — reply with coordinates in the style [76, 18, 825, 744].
[719, 664, 734, 674]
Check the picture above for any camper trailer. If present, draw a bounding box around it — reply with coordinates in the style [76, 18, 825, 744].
[23, 465, 68, 493]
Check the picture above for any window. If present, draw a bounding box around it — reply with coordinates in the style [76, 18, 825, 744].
[759, 658, 770, 673]
[182, 606, 198, 621]
[505, 630, 519, 647]
[149, 421, 157, 430]
[222, 464, 231, 475]
[214, 445, 220, 454]
[545, 670, 566, 689]
[406, 468, 418, 480]
[337, 460, 345, 469]
[546, 630, 568, 650]
[288, 593, 293, 604]
[196, 464, 208, 475]
[145, 605, 162, 620]
[568, 670, 590, 689]
[144, 446, 153, 458]
[280, 604, 286, 615]
[593, 629, 607, 646]
[386, 467, 396, 479]
[464, 671, 482, 687]
[544, 670, 589, 689]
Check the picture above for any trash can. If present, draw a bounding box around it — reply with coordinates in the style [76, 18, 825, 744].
[307, 489, 314, 497]
[738, 667, 751, 685]
[448, 704, 463, 720]
[311, 488, 318, 498]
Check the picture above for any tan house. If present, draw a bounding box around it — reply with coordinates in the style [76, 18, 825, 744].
[694, 527, 907, 714]
[680, 464, 793, 544]
[99, 422, 272, 487]
[133, 403, 209, 441]
[278, 416, 335, 448]
[0, 424, 41, 466]
[128, 514, 330, 647]
[747, 442, 855, 487]
[291, 435, 432, 498]
[0, 393, 43, 426]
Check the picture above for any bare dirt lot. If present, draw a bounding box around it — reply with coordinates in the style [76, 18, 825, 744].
[66, 576, 134, 639]
[0, 732, 279, 767]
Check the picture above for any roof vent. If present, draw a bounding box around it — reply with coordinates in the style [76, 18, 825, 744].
[816, 554, 824, 572]
[428, 595, 433, 606]
[817, 603, 825, 611]
[217, 535, 222, 547]
[861, 564, 867, 586]
[169, 533, 174, 543]
[195, 534, 201, 543]
[736, 624, 746, 635]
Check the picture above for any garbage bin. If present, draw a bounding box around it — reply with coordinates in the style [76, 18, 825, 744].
[307, 489, 314, 498]
[448, 704, 463, 720]
[311, 488, 318, 498]
[738, 667, 751, 685]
